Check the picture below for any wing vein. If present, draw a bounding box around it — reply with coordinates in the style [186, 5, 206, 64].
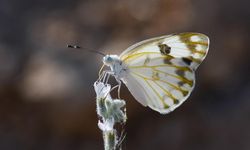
[129, 65, 192, 72]
[153, 68, 193, 86]
[131, 71, 188, 96]
[153, 80, 179, 104]
[144, 79, 169, 108]
[129, 73, 156, 107]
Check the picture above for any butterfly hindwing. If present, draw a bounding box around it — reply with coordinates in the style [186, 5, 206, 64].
[122, 53, 195, 114]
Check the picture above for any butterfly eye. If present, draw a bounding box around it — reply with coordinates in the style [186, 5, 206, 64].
[107, 56, 112, 62]
[106, 56, 114, 64]
[103, 55, 113, 65]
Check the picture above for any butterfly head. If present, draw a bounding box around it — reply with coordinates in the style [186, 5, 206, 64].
[103, 55, 120, 66]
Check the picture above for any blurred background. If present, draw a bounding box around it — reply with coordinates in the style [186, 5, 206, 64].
[0, 0, 250, 149]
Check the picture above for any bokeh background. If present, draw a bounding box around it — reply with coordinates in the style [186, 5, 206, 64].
[0, 0, 250, 149]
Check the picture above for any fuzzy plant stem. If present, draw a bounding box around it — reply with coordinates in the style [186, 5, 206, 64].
[94, 81, 127, 150]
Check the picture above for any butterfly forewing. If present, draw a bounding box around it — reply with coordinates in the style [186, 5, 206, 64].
[119, 33, 209, 114]
[120, 33, 209, 70]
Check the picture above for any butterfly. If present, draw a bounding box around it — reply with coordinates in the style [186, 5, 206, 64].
[100, 33, 209, 114]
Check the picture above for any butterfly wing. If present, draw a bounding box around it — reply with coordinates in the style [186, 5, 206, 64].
[120, 33, 209, 114]
[120, 32, 209, 70]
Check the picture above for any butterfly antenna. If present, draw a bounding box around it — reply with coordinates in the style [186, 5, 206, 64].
[67, 44, 106, 56]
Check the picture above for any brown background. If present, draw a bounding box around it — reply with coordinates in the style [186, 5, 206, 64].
[0, 0, 250, 149]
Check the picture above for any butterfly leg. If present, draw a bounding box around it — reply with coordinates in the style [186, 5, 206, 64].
[98, 70, 114, 83]
[97, 72, 104, 82]
[114, 78, 122, 99]
[106, 78, 122, 99]
[97, 71, 114, 100]
[117, 79, 121, 99]
[97, 70, 122, 99]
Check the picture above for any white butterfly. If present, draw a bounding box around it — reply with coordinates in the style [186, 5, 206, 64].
[100, 33, 209, 114]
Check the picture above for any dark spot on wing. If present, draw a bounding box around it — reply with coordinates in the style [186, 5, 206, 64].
[164, 104, 170, 109]
[173, 99, 180, 104]
[179, 33, 198, 52]
[177, 82, 190, 96]
[182, 57, 192, 66]
[152, 71, 160, 80]
[144, 56, 150, 65]
[177, 81, 185, 86]
[163, 57, 172, 64]
[183, 91, 189, 96]
[175, 70, 185, 77]
[159, 44, 171, 55]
